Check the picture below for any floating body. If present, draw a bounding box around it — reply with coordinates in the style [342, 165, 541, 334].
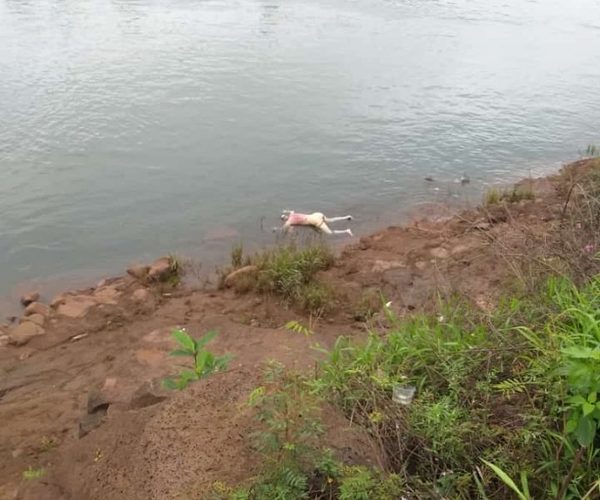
[278, 210, 354, 237]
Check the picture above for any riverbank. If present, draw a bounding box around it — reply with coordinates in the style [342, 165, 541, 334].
[1, 157, 599, 499]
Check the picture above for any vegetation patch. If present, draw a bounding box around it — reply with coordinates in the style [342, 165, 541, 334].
[485, 185, 535, 205]
[221, 243, 335, 314]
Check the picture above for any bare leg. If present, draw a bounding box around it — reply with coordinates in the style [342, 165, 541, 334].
[324, 215, 353, 223]
[318, 223, 353, 237]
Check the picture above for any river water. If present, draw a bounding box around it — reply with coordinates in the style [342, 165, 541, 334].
[1, 0, 600, 310]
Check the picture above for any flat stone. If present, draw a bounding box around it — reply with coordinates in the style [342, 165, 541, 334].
[371, 260, 406, 273]
[24, 302, 50, 317]
[127, 264, 150, 281]
[21, 313, 45, 327]
[430, 247, 450, 259]
[8, 322, 45, 346]
[56, 296, 97, 318]
[147, 257, 173, 282]
[20, 292, 40, 307]
[223, 265, 258, 288]
[132, 288, 151, 302]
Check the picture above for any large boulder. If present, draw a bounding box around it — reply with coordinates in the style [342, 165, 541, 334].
[20, 292, 40, 307]
[8, 322, 45, 346]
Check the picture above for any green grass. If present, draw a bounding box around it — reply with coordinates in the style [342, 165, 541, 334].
[222, 243, 335, 314]
[485, 185, 535, 205]
[214, 275, 600, 499]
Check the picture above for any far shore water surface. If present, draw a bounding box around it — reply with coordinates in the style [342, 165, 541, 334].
[2, 0, 600, 315]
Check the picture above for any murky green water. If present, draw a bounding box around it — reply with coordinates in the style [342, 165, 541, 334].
[1, 0, 600, 310]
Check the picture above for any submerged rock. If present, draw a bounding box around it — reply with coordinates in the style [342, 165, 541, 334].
[20, 292, 40, 307]
[8, 322, 45, 346]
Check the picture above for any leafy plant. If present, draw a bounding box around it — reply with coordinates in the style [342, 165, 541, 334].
[163, 329, 232, 390]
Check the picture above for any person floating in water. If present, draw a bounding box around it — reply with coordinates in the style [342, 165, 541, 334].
[276, 210, 354, 237]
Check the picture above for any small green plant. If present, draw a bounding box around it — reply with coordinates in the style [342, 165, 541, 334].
[585, 144, 599, 157]
[284, 320, 313, 337]
[22, 466, 46, 480]
[163, 329, 232, 390]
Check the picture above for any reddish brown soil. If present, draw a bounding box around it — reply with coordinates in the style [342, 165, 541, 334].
[0, 160, 591, 500]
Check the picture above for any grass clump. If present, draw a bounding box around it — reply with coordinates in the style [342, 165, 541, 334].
[222, 243, 335, 314]
[485, 185, 535, 205]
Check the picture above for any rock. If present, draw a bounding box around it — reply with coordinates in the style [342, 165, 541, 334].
[24, 302, 50, 317]
[20, 292, 40, 307]
[147, 257, 173, 282]
[132, 288, 151, 303]
[127, 264, 150, 281]
[223, 265, 258, 288]
[0, 334, 9, 347]
[56, 296, 97, 318]
[430, 247, 450, 259]
[20, 314, 45, 327]
[8, 322, 45, 346]
[50, 293, 68, 309]
[249, 318, 259, 327]
[78, 411, 105, 438]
